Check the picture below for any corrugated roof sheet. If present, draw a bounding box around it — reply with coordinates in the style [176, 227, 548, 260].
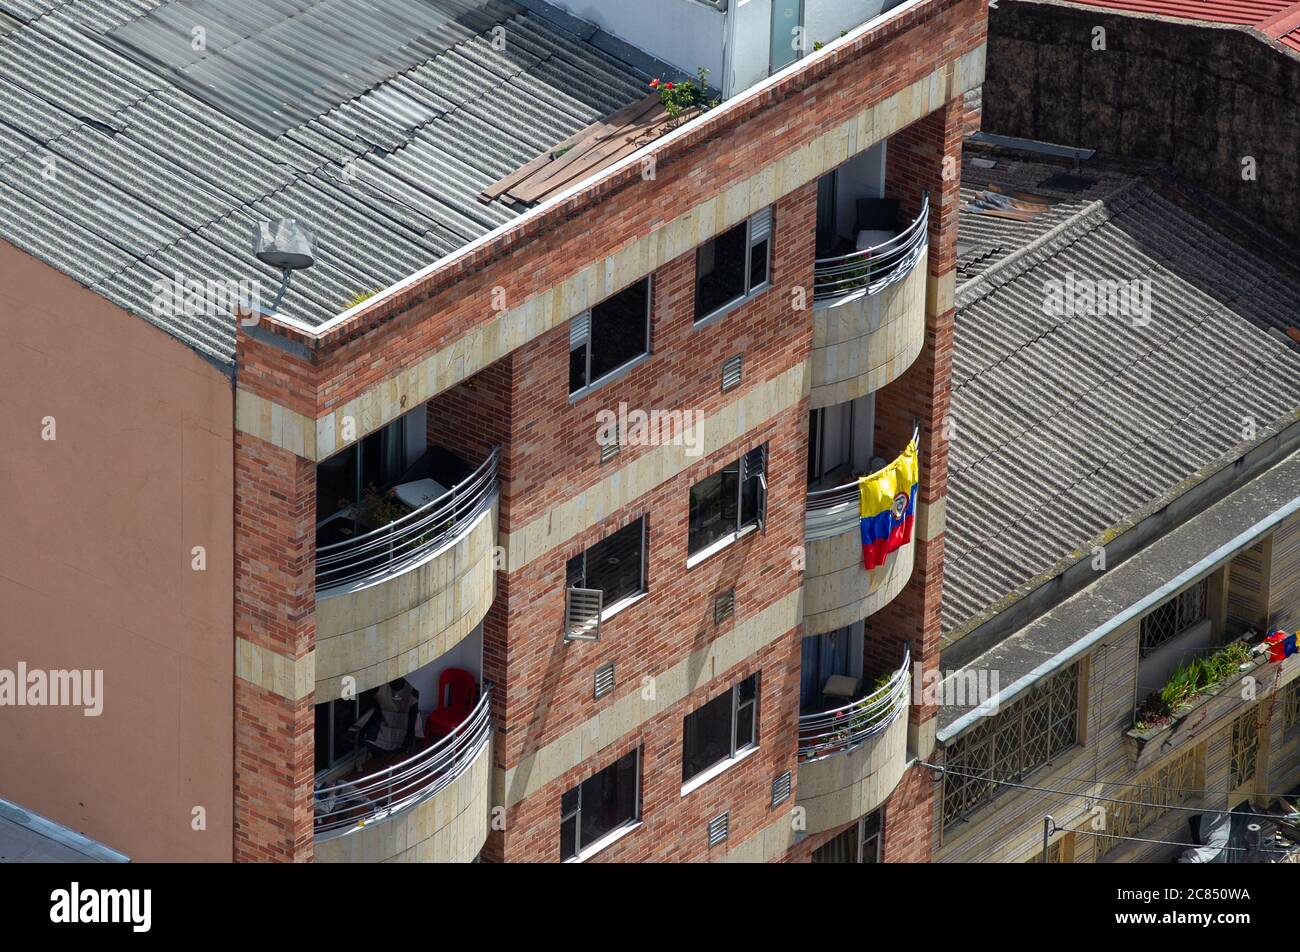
[1063, 0, 1299, 26]
[0, 0, 651, 367]
[944, 172, 1300, 634]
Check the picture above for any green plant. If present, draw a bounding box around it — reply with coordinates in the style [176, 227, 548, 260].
[344, 288, 382, 310]
[649, 67, 716, 126]
[1134, 640, 1255, 728]
[353, 484, 413, 531]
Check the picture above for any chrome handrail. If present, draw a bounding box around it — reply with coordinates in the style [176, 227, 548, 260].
[316, 445, 500, 593]
[314, 687, 493, 839]
[804, 427, 919, 541]
[813, 194, 929, 303]
[798, 647, 910, 761]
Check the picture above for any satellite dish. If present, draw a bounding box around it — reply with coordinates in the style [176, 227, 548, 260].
[252, 218, 315, 312]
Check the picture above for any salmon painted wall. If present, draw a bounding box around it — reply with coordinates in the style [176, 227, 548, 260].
[0, 241, 234, 861]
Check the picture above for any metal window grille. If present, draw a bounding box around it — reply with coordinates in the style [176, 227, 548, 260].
[1140, 579, 1207, 657]
[1230, 708, 1260, 791]
[1285, 682, 1300, 736]
[1027, 832, 1075, 864]
[942, 666, 1079, 829]
[1095, 746, 1201, 859]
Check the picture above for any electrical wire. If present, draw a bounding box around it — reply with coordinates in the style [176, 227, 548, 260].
[937, 754, 1300, 804]
[1050, 824, 1294, 857]
[926, 762, 1300, 825]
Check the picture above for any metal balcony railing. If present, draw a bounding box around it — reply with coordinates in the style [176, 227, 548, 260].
[314, 687, 492, 839]
[316, 446, 500, 594]
[813, 195, 929, 303]
[804, 428, 919, 542]
[798, 647, 910, 762]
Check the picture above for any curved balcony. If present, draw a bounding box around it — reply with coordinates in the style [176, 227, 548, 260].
[802, 441, 918, 637]
[314, 689, 493, 863]
[315, 448, 499, 697]
[810, 197, 929, 409]
[796, 649, 911, 835]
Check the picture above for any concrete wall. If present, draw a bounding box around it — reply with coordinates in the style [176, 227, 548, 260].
[0, 242, 234, 861]
[982, 1, 1300, 247]
[548, 0, 726, 81]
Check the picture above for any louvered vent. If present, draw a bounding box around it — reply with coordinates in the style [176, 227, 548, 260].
[599, 423, 621, 464]
[565, 587, 603, 641]
[721, 354, 743, 392]
[750, 207, 773, 243]
[594, 662, 616, 699]
[707, 812, 729, 848]
[771, 770, 792, 808]
[570, 311, 591, 347]
[714, 587, 736, 624]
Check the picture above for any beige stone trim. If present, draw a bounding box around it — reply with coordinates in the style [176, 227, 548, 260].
[926, 267, 955, 318]
[235, 388, 316, 460]
[803, 534, 914, 637]
[810, 247, 927, 409]
[315, 735, 492, 863]
[716, 810, 797, 863]
[315, 503, 498, 697]
[503, 362, 809, 572]
[501, 588, 803, 808]
[237, 48, 986, 460]
[916, 495, 945, 542]
[235, 638, 315, 702]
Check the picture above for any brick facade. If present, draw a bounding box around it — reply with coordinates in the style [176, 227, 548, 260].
[232, 428, 316, 862]
[226, 0, 985, 863]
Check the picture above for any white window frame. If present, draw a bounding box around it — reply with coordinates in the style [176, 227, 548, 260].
[569, 276, 653, 400]
[566, 516, 649, 625]
[560, 748, 642, 862]
[686, 444, 768, 565]
[693, 207, 774, 327]
[681, 673, 760, 794]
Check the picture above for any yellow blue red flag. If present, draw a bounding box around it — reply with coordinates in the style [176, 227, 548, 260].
[859, 440, 919, 570]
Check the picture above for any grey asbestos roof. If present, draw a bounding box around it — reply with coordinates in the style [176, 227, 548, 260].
[937, 447, 1300, 736]
[0, 0, 652, 368]
[0, 795, 129, 862]
[944, 174, 1300, 635]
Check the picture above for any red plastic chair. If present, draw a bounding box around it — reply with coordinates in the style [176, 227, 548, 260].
[424, 668, 479, 743]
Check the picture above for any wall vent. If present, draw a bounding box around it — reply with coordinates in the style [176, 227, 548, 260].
[594, 662, 616, 699]
[599, 425, 621, 463]
[714, 587, 736, 625]
[707, 811, 729, 847]
[771, 770, 792, 808]
[721, 354, 743, 392]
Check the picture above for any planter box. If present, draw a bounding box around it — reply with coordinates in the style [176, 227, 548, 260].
[1125, 651, 1298, 772]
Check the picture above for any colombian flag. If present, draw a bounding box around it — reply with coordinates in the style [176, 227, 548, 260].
[859, 440, 919, 570]
[1264, 629, 1297, 663]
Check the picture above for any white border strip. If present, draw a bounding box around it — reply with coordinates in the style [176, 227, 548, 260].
[936, 489, 1300, 743]
[272, 0, 933, 338]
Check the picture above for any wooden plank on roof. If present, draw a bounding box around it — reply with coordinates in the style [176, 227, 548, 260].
[480, 92, 697, 207]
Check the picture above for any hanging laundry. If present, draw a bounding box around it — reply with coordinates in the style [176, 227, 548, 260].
[859, 439, 920, 570]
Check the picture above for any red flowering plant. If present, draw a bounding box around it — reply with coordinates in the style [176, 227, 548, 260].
[649, 67, 716, 126]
